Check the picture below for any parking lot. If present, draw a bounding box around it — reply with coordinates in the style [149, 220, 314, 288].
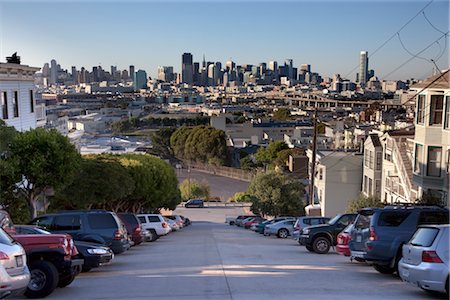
[38, 209, 445, 300]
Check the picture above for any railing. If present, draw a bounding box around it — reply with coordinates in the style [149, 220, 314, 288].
[391, 139, 412, 200]
[177, 202, 252, 208]
[185, 161, 255, 182]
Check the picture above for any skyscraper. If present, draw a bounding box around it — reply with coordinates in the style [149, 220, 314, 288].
[50, 59, 57, 85]
[285, 59, 294, 79]
[129, 65, 135, 82]
[182, 53, 193, 84]
[134, 70, 147, 91]
[358, 51, 369, 86]
[269, 61, 278, 80]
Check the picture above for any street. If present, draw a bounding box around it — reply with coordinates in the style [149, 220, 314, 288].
[39, 208, 445, 300]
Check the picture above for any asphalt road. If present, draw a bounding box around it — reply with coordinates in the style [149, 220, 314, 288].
[176, 168, 249, 202]
[39, 208, 445, 300]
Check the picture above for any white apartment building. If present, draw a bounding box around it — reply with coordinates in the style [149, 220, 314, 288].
[362, 134, 383, 198]
[410, 72, 450, 205]
[0, 62, 40, 131]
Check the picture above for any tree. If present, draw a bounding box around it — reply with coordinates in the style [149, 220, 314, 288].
[346, 194, 384, 213]
[8, 128, 81, 219]
[179, 179, 210, 201]
[273, 108, 290, 121]
[273, 148, 305, 168]
[240, 156, 257, 171]
[255, 141, 289, 166]
[416, 190, 446, 206]
[247, 171, 305, 217]
[151, 128, 175, 157]
[230, 192, 254, 203]
[170, 126, 192, 159]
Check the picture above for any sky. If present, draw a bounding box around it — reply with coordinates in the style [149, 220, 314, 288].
[0, 0, 448, 81]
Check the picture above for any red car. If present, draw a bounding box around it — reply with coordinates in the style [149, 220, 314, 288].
[243, 217, 265, 229]
[118, 213, 143, 246]
[336, 223, 354, 256]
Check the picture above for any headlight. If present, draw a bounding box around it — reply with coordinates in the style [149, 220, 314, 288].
[302, 229, 310, 235]
[87, 248, 109, 255]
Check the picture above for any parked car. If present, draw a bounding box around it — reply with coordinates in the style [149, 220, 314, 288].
[185, 199, 204, 208]
[349, 206, 448, 275]
[0, 227, 30, 299]
[180, 215, 191, 227]
[165, 218, 179, 231]
[137, 214, 170, 240]
[29, 210, 130, 254]
[299, 213, 357, 254]
[165, 215, 184, 228]
[243, 217, 265, 229]
[292, 217, 330, 241]
[234, 215, 256, 227]
[399, 225, 449, 296]
[14, 225, 114, 273]
[336, 223, 355, 257]
[264, 219, 296, 238]
[118, 213, 143, 246]
[254, 217, 295, 234]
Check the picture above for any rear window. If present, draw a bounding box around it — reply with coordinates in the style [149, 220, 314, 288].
[311, 218, 325, 225]
[378, 212, 411, 227]
[418, 212, 449, 225]
[148, 216, 161, 222]
[409, 227, 440, 247]
[87, 214, 117, 229]
[355, 215, 372, 229]
[120, 214, 139, 225]
[0, 228, 13, 245]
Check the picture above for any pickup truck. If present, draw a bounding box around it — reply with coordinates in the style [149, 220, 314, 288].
[1, 210, 83, 298]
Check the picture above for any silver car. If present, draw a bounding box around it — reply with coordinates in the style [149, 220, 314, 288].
[399, 225, 449, 296]
[0, 228, 30, 299]
[264, 219, 296, 238]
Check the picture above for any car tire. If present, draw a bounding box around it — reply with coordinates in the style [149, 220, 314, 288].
[58, 272, 76, 288]
[25, 261, 59, 299]
[230, 221, 235, 226]
[277, 229, 289, 238]
[373, 263, 395, 274]
[305, 245, 314, 252]
[312, 237, 331, 254]
[149, 229, 158, 242]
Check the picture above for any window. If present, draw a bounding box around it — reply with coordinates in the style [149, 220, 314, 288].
[13, 91, 19, 118]
[148, 216, 161, 222]
[416, 94, 425, 124]
[445, 96, 450, 129]
[364, 150, 369, 167]
[409, 228, 439, 247]
[87, 214, 117, 229]
[414, 144, 423, 174]
[1, 92, 7, 119]
[418, 211, 449, 225]
[427, 147, 442, 177]
[430, 95, 444, 125]
[376, 152, 382, 170]
[319, 168, 323, 180]
[53, 215, 81, 231]
[375, 180, 381, 194]
[364, 175, 368, 193]
[29, 90, 34, 113]
[138, 216, 146, 223]
[368, 178, 373, 195]
[31, 216, 54, 230]
[369, 151, 374, 169]
[378, 212, 411, 227]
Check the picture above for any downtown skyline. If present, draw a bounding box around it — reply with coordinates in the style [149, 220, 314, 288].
[0, 0, 448, 81]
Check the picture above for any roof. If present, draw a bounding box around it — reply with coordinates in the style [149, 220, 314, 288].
[369, 134, 381, 148]
[410, 71, 450, 90]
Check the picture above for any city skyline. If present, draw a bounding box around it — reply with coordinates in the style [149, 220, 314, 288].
[0, 1, 448, 80]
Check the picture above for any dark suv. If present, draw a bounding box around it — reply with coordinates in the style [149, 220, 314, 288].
[118, 213, 143, 246]
[30, 210, 130, 254]
[298, 213, 357, 254]
[349, 206, 449, 275]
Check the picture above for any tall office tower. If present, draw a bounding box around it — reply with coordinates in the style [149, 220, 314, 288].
[207, 64, 215, 86]
[259, 63, 266, 77]
[50, 59, 57, 85]
[71, 66, 77, 83]
[285, 59, 294, 79]
[214, 62, 222, 85]
[134, 70, 147, 91]
[157, 66, 165, 81]
[111, 66, 117, 77]
[193, 62, 200, 85]
[226, 59, 235, 72]
[300, 64, 311, 73]
[129, 65, 135, 82]
[122, 70, 129, 81]
[181, 53, 193, 84]
[358, 51, 369, 86]
[269, 61, 278, 79]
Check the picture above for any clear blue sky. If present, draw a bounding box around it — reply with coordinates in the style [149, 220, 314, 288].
[0, 0, 448, 80]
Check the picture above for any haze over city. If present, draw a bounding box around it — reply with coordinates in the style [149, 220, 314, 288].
[0, 0, 448, 80]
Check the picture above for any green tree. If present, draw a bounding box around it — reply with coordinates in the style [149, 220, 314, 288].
[151, 128, 175, 157]
[416, 190, 446, 206]
[240, 156, 257, 171]
[179, 179, 210, 201]
[231, 192, 255, 203]
[9, 128, 81, 219]
[346, 194, 384, 213]
[170, 126, 193, 159]
[247, 171, 305, 216]
[273, 108, 290, 121]
[255, 141, 289, 166]
[273, 148, 305, 168]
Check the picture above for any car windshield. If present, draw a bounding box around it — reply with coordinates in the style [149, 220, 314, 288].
[327, 215, 341, 225]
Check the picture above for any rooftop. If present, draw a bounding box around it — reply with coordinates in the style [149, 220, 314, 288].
[410, 70, 450, 90]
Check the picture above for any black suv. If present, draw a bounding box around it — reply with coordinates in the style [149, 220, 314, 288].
[349, 206, 449, 275]
[298, 213, 357, 254]
[30, 210, 131, 254]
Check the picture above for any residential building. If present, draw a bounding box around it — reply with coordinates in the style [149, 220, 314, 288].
[0, 58, 40, 131]
[410, 71, 450, 205]
[362, 134, 383, 199]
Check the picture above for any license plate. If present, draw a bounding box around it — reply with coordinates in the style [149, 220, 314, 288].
[356, 235, 362, 242]
[16, 255, 23, 267]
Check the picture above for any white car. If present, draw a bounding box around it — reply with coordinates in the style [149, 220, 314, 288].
[0, 228, 30, 299]
[399, 224, 449, 296]
[165, 218, 179, 231]
[137, 214, 171, 238]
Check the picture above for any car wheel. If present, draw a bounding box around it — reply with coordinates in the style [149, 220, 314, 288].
[373, 263, 395, 274]
[277, 229, 289, 238]
[58, 272, 76, 288]
[25, 261, 59, 298]
[305, 245, 314, 252]
[230, 221, 235, 226]
[312, 237, 330, 254]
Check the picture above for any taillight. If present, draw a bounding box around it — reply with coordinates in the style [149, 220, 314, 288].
[0, 251, 9, 260]
[114, 230, 122, 240]
[369, 226, 378, 241]
[422, 251, 443, 263]
[135, 226, 142, 233]
[162, 222, 168, 228]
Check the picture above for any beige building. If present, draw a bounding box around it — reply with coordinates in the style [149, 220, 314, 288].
[362, 134, 383, 198]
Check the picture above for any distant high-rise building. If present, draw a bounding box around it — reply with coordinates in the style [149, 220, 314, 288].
[207, 64, 215, 86]
[71, 66, 77, 83]
[226, 59, 235, 72]
[122, 70, 129, 81]
[358, 51, 369, 86]
[285, 59, 294, 80]
[300, 64, 311, 73]
[134, 70, 147, 91]
[50, 59, 57, 85]
[193, 62, 200, 85]
[111, 66, 117, 77]
[269, 61, 278, 80]
[129, 65, 135, 82]
[182, 53, 193, 84]
[158, 66, 174, 82]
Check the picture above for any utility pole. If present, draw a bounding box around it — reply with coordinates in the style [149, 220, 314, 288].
[309, 107, 318, 206]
